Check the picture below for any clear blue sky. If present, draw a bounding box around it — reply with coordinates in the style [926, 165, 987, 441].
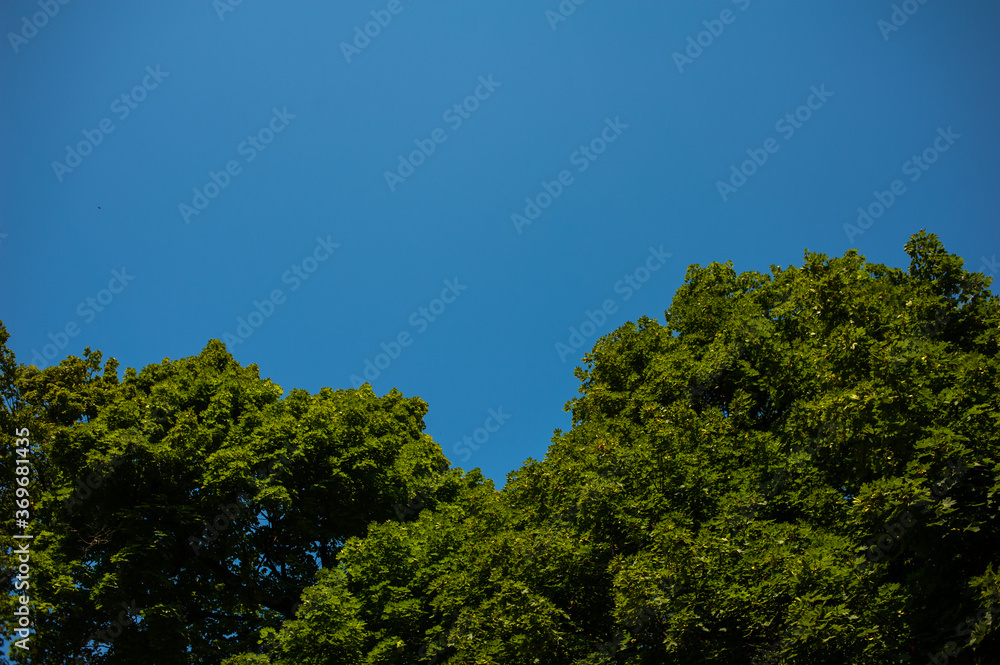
[2, 0, 998, 491]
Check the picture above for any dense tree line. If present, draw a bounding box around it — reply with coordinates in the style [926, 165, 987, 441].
[3, 231, 999, 663]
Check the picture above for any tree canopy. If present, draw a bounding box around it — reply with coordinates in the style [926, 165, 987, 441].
[4, 231, 999, 664]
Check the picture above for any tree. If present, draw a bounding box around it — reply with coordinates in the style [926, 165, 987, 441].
[228, 231, 1000, 664]
[7, 230, 1000, 664]
[2, 338, 450, 664]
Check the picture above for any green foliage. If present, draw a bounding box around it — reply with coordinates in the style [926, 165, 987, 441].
[2, 339, 448, 664]
[5, 231, 999, 664]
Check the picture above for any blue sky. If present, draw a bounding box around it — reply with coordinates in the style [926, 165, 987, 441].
[1, 0, 998, 492]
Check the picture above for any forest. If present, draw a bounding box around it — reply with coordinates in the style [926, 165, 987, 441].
[2, 231, 999, 664]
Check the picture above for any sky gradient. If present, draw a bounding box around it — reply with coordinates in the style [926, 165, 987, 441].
[2, 0, 998, 490]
